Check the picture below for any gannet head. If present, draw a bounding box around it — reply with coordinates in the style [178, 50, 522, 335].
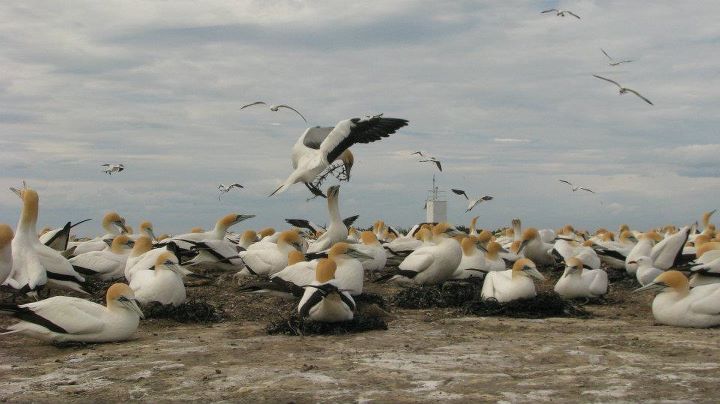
[106, 283, 144, 319]
[432, 223, 460, 239]
[519, 228, 540, 252]
[111, 234, 133, 254]
[703, 209, 716, 227]
[326, 185, 340, 201]
[287, 250, 305, 266]
[139, 221, 156, 240]
[477, 230, 493, 244]
[131, 235, 153, 257]
[415, 228, 432, 242]
[219, 213, 255, 230]
[241, 230, 258, 242]
[512, 258, 544, 280]
[599, 231, 615, 242]
[634, 270, 689, 295]
[461, 237, 477, 255]
[486, 241, 504, 259]
[315, 258, 337, 283]
[561, 224, 575, 235]
[0, 224, 13, 249]
[620, 230, 637, 243]
[99, 212, 127, 234]
[153, 251, 184, 275]
[258, 227, 275, 238]
[13, 187, 39, 225]
[278, 230, 304, 251]
[339, 149, 354, 180]
[618, 224, 630, 233]
[361, 231, 379, 246]
[627, 255, 652, 268]
[470, 216, 479, 228]
[565, 257, 583, 274]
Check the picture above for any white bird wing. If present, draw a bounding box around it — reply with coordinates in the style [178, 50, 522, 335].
[241, 101, 266, 109]
[69, 252, 123, 275]
[319, 115, 409, 163]
[271, 261, 316, 286]
[624, 88, 654, 105]
[584, 269, 608, 296]
[593, 75, 622, 89]
[20, 297, 106, 334]
[689, 285, 720, 315]
[399, 248, 434, 274]
[275, 105, 308, 123]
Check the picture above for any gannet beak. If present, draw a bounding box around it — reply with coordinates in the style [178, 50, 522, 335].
[9, 187, 22, 198]
[122, 298, 145, 319]
[633, 282, 665, 293]
[525, 267, 545, 280]
[146, 228, 157, 241]
[115, 221, 129, 234]
[234, 214, 256, 225]
[347, 248, 373, 260]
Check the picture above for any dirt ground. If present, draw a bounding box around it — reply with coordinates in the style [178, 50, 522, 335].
[2, 266, 720, 403]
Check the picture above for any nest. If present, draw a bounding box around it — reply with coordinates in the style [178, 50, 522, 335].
[461, 292, 590, 319]
[142, 300, 223, 323]
[352, 292, 388, 309]
[266, 312, 387, 336]
[391, 281, 483, 309]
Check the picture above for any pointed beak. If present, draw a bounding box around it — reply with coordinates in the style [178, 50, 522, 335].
[124, 299, 145, 319]
[9, 187, 21, 198]
[234, 214, 256, 225]
[633, 282, 664, 293]
[525, 267, 545, 280]
[115, 221, 129, 234]
[146, 228, 157, 241]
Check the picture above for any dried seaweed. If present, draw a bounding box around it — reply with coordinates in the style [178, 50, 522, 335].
[266, 312, 387, 336]
[352, 292, 388, 309]
[391, 281, 483, 309]
[461, 292, 590, 319]
[142, 300, 223, 323]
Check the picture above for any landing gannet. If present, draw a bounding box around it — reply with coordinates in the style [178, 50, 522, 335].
[629, 256, 664, 286]
[237, 230, 305, 276]
[270, 114, 408, 196]
[130, 252, 186, 306]
[241, 101, 308, 123]
[307, 185, 347, 254]
[298, 258, 355, 322]
[0, 224, 13, 285]
[101, 163, 125, 175]
[635, 271, 720, 328]
[69, 235, 134, 280]
[593, 75, 654, 105]
[388, 223, 462, 285]
[0, 283, 143, 343]
[451, 189, 493, 212]
[554, 257, 607, 299]
[541, 8, 580, 19]
[481, 258, 545, 303]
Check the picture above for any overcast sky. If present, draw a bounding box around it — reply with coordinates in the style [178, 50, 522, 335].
[1, 1, 719, 236]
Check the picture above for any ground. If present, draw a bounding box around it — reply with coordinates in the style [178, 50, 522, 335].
[2, 267, 720, 403]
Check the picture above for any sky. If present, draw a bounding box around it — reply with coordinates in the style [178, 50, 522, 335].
[1, 0, 719, 236]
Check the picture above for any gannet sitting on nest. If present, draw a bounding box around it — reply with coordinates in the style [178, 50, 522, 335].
[298, 258, 355, 323]
[481, 258, 545, 303]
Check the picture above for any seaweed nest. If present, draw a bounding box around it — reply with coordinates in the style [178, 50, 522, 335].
[266, 312, 387, 336]
[352, 292, 388, 309]
[142, 300, 223, 323]
[391, 281, 482, 309]
[461, 292, 590, 319]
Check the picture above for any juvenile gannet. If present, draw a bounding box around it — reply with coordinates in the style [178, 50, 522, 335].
[601, 48, 633, 66]
[593, 75, 654, 105]
[0, 283, 143, 343]
[0, 224, 13, 285]
[298, 258, 355, 322]
[541, 8, 580, 19]
[628, 256, 664, 286]
[634, 271, 720, 328]
[554, 257, 608, 299]
[237, 230, 305, 276]
[558, 180, 594, 193]
[130, 252, 187, 306]
[241, 101, 308, 123]
[270, 114, 408, 196]
[481, 258, 545, 303]
[307, 185, 347, 253]
[39, 219, 92, 251]
[387, 223, 462, 285]
[69, 235, 134, 280]
[451, 189, 493, 212]
[217, 183, 243, 200]
[101, 163, 125, 175]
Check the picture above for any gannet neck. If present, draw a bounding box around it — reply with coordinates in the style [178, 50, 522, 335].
[327, 190, 341, 225]
[18, 189, 39, 234]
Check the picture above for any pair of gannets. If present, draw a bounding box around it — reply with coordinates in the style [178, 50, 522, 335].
[298, 258, 355, 322]
[452, 239, 506, 280]
[481, 258, 545, 303]
[69, 235, 134, 280]
[1, 283, 143, 343]
[554, 257, 608, 299]
[635, 271, 720, 328]
[625, 231, 662, 275]
[130, 252, 188, 306]
[387, 223, 463, 285]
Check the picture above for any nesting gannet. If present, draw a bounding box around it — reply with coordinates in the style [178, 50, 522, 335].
[39, 219, 92, 251]
[241, 101, 308, 123]
[541, 8, 580, 19]
[101, 163, 125, 175]
[481, 258, 545, 303]
[593, 75, 654, 105]
[451, 189, 493, 212]
[237, 230, 305, 276]
[354, 231, 387, 271]
[625, 231, 662, 275]
[130, 252, 187, 306]
[650, 226, 691, 270]
[419, 157, 442, 172]
[217, 183, 243, 200]
[483, 242, 509, 272]
[558, 180, 594, 193]
[601, 48, 632, 66]
[634, 271, 720, 328]
[271, 114, 408, 196]
[250, 251, 317, 297]
[518, 228, 556, 266]
[0, 224, 13, 285]
[124, 238, 186, 282]
[307, 185, 347, 253]
[68, 212, 128, 255]
[554, 257, 608, 299]
[164, 213, 255, 252]
[387, 223, 462, 285]
[69, 235, 133, 280]
[298, 258, 355, 322]
[0, 283, 143, 343]
[321, 242, 368, 295]
[628, 256, 664, 286]
[451, 237, 486, 280]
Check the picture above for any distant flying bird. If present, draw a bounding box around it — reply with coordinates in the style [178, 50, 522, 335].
[559, 180, 595, 193]
[411, 151, 425, 157]
[451, 189, 494, 212]
[218, 183, 244, 200]
[593, 75, 653, 105]
[102, 164, 124, 175]
[240, 101, 308, 123]
[541, 9, 580, 19]
[420, 157, 442, 172]
[601, 49, 633, 66]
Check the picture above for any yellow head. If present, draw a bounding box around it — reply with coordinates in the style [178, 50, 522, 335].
[154, 251, 179, 268]
[486, 241, 503, 259]
[361, 231, 379, 246]
[106, 283, 135, 305]
[461, 237, 477, 255]
[566, 257, 583, 270]
[328, 242, 351, 258]
[415, 228, 432, 242]
[219, 213, 240, 228]
[315, 258, 337, 283]
[241, 230, 258, 241]
[521, 228, 539, 242]
[258, 227, 275, 238]
[653, 270, 689, 292]
[339, 149, 354, 179]
[477, 230, 493, 244]
[0, 224, 13, 249]
[278, 230, 303, 250]
[131, 235, 153, 257]
[432, 223, 454, 238]
[111, 234, 132, 254]
[511, 258, 544, 280]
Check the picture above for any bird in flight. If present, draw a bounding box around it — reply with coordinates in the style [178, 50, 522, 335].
[601, 49, 632, 67]
[240, 101, 307, 123]
[411, 151, 425, 157]
[218, 183, 243, 200]
[593, 75, 653, 105]
[559, 180, 594, 193]
[451, 189, 493, 212]
[102, 164, 124, 175]
[420, 157, 442, 172]
[541, 9, 580, 19]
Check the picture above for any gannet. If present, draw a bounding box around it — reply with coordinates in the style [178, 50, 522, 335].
[164, 213, 254, 252]
[625, 231, 662, 275]
[323, 242, 368, 295]
[237, 230, 305, 276]
[39, 219, 92, 251]
[650, 226, 691, 270]
[127, 221, 157, 241]
[354, 231, 387, 271]
[240, 101, 308, 123]
[130, 252, 187, 306]
[182, 239, 245, 270]
[593, 75, 654, 105]
[451, 189, 493, 212]
[419, 157, 442, 172]
[0, 283, 143, 343]
[634, 271, 720, 328]
[554, 257, 608, 299]
[483, 242, 509, 272]
[518, 228, 555, 266]
[238, 230, 259, 250]
[68, 212, 128, 255]
[0, 224, 13, 285]
[217, 183, 243, 200]
[298, 258, 355, 322]
[601, 48, 632, 66]
[387, 223, 462, 285]
[69, 235, 134, 280]
[481, 258, 545, 303]
[270, 114, 408, 196]
[307, 185, 347, 253]
[451, 237, 486, 280]
[124, 238, 187, 282]
[101, 163, 125, 175]
[558, 180, 594, 193]
[628, 256, 664, 286]
[541, 8, 580, 19]
[468, 216, 479, 236]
